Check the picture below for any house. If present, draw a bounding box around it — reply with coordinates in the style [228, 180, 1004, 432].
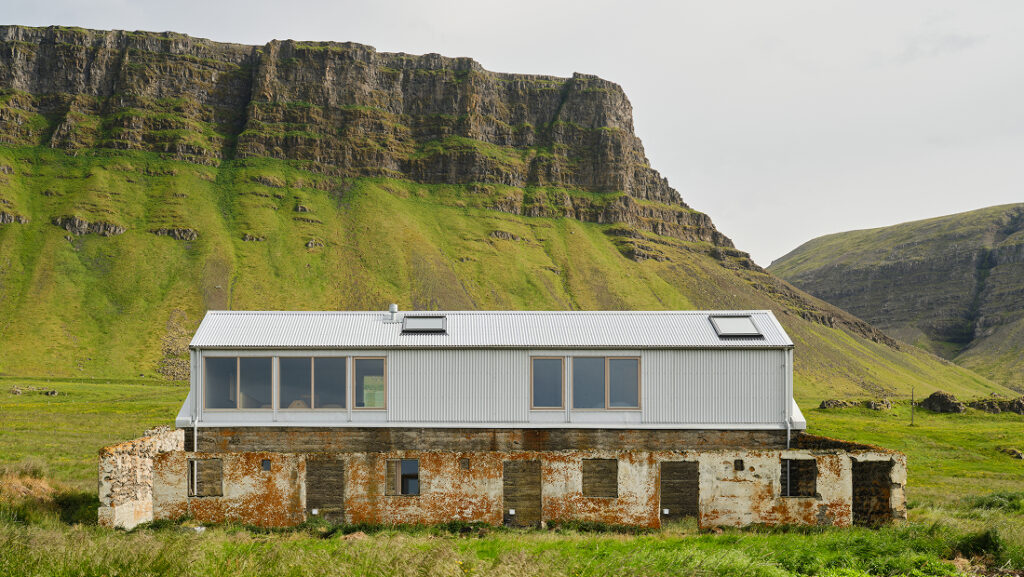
[98, 308, 906, 530]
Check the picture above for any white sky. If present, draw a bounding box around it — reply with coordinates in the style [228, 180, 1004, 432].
[7, 1, 1024, 265]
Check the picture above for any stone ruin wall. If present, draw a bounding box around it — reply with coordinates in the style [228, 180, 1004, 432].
[98, 426, 184, 529]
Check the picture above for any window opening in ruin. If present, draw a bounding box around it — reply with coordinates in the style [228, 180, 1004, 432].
[386, 459, 420, 496]
[187, 459, 223, 497]
[582, 459, 618, 498]
[781, 458, 817, 497]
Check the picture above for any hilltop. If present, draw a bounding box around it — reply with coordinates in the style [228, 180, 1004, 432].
[770, 204, 1024, 391]
[0, 25, 1012, 402]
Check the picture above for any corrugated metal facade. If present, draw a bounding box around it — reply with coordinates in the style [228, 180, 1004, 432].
[641, 349, 786, 425]
[185, 347, 793, 429]
[389, 349, 529, 423]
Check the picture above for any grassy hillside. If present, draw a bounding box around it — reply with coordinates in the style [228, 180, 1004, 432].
[769, 204, 1024, 391]
[0, 147, 1012, 402]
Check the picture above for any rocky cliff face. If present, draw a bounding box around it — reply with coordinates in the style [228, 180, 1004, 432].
[0, 25, 717, 245]
[769, 204, 1024, 390]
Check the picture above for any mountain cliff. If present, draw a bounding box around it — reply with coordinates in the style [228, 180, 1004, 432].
[770, 204, 1024, 391]
[0, 25, 1011, 402]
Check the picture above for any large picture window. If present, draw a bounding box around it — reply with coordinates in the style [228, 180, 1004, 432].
[531, 357, 564, 409]
[572, 357, 640, 410]
[572, 357, 606, 409]
[279, 357, 347, 410]
[239, 357, 272, 409]
[314, 357, 347, 409]
[205, 357, 271, 410]
[279, 357, 313, 409]
[204, 357, 237, 409]
[354, 357, 386, 409]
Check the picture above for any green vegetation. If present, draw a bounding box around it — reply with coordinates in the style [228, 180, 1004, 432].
[769, 204, 1024, 390]
[1, 516, 1011, 577]
[0, 148, 1015, 404]
[2, 381, 1022, 575]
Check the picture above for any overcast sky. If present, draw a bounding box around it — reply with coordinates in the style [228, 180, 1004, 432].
[7, 1, 1023, 265]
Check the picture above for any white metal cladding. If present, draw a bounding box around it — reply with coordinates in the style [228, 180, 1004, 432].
[389, 349, 529, 423]
[642, 349, 787, 425]
[189, 310, 792, 349]
[180, 347, 799, 429]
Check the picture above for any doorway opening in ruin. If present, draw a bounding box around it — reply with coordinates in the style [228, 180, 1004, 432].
[660, 461, 699, 522]
[852, 459, 893, 526]
[306, 459, 345, 523]
[503, 460, 541, 527]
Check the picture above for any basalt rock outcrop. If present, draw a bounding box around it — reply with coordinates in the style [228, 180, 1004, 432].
[52, 215, 125, 236]
[0, 25, 728, 249]
[770, 204, 1024, 390]
[919, 391, 966, 414]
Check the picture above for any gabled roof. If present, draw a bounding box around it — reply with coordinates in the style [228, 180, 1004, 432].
[189, 310, 793, 349]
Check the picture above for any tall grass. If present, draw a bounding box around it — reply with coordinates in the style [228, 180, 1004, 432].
[1, 485, 1020, 577]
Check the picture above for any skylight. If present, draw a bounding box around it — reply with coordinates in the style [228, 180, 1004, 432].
[709, 315, 762, 337]
[401, 315, 447, 334]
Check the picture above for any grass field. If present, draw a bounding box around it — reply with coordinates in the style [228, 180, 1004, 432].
[1, 377, 1023, 575]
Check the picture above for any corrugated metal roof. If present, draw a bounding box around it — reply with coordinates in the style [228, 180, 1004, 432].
[190, 310, 793, 349]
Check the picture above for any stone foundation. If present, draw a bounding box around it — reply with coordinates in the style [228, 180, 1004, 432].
[113, 429, 908, 529]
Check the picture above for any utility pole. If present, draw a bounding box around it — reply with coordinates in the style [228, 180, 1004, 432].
[910, 386, 915, 427]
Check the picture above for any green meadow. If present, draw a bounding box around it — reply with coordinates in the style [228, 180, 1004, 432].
[1, 377, 1022, 576]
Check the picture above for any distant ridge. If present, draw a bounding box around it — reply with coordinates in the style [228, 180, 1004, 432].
[770, 203, 1024, 391]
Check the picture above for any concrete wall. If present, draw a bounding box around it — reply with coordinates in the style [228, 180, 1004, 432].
[98, 426, 184, 529]
[148, 439, 906, 528]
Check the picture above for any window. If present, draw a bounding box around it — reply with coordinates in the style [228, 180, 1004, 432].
[261, 459, 271, 472]
[204, 357, 271, 410]
[572, 357, 605, 409]
[608, 358, 639, 408]
[401, 315, 446, 334]
[531, 357, 564, 409]
[314, 357, 347, 409]
[188, 459, 223, 497]
[709, 315, 762, 337]
[781, 459, 817, 497]
[386, 459, 419, 496]
[734, 459, 745, 472]
[204, 357, 236, 409]
[582, 459, 618, 498]
[354, 357, 386, 409]
[571, 357, 640, 410]
[279, 357, 313, 409]
[239, 357, 272, 409]
[279, 357, 346, 410]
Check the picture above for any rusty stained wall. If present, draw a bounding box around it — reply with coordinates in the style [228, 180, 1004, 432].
[153, 451, 305, 527]
[150, 447, 906, 529]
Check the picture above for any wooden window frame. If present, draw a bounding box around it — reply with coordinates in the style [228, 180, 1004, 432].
[353, 356, 387, 410]
[530, 356, 565, 410]
[278, 357, 348, 411]
[606, 356, 641, 410]
[571, 356, 642, 411]
[277, 356, 314, 411]
[385, 458, 420, 496]
[312, 356, 347, 411]
[203, 356, 273, 412]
